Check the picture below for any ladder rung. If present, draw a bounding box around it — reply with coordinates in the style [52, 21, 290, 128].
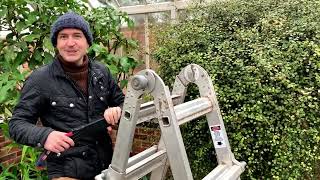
[125, 150, 167, 179]
[127, 146, 157, 167]
[219, 162, 246, 180]
[174, 97, 213, 125]
[202, 163, 245, 180]
[202, 165, 228, 180]
[137, 95, 181, 124]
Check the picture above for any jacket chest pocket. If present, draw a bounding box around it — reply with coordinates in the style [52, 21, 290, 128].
[50, 96, 82, 120]
[92, 90, 110, 114]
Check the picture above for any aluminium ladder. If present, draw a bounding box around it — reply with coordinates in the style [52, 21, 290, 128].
[95, 64, 246, 180]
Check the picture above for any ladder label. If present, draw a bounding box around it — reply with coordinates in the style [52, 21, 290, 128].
[210, 125, 227, 148]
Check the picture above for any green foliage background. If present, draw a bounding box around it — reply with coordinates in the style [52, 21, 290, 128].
[0, 0, 139, 178]
[153, 0, 320, 179]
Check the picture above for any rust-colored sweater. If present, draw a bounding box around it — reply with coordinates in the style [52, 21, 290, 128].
[58, 55, 88, 96]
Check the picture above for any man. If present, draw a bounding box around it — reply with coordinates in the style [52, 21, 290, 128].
[9, 12, 124, 180]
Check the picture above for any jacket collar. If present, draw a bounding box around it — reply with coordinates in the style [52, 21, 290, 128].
[51, 56, 67, 78]
[90, 59, 104, 85]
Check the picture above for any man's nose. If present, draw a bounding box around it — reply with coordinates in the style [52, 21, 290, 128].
[65, 37, 76, 46]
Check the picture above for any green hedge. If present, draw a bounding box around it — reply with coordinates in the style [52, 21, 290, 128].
[153, 0, 320, 179]
[0, 0, 138, 178]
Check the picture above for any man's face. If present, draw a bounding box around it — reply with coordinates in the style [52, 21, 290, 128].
[56, 28, 89, 66]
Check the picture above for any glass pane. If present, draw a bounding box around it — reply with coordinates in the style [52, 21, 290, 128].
[120, 14, 146, 67]
[148, 11, 171, 24]
[145, 0, 173, 4]
[117, 0, 145, 6]
[130, 14, 145, 25]
[117, 0, 173, 6]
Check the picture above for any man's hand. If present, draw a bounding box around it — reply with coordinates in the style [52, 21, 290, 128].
[44, 131, 75, 153]
[103, 106, 122, 132]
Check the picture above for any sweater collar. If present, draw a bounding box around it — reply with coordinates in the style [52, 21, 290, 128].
[51, 55, 104, 84]
[57, 54, 88, 73]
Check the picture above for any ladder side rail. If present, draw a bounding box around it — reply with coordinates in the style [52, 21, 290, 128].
[150, 138, 169, 180]
[195, 64, 235, 165]
[186, 64, 246, 173]
[171, 72, 188, 104]
[107, 84, 145, 176]
[175, 64, 235, 165]
[151, 79, 193, 180]
[124, 70, 194, 180]
[174, 64, 246, 179]
[206, 111, 234, 165]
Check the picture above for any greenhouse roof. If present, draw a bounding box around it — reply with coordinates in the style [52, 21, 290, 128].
[87, 0, 210, 69]
[90, 0, 193, 15]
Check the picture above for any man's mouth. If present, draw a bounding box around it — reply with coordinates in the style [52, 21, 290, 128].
[65, 50, 78, 54]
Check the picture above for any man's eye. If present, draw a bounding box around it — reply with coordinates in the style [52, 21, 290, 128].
[59, 35, 67, 39]
[74, 34, 82, 38]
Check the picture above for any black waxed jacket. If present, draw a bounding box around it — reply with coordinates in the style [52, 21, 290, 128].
[9, 57, 124, 179]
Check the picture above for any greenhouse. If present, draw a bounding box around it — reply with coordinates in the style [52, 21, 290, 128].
[89, 0, 202, 69]
[0, 0, 319, 179]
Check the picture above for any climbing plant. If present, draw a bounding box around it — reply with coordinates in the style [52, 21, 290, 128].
[0, 0, 139, 178]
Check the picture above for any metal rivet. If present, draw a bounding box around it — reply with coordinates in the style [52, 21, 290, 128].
[100, 86, 104, 89]
[69, 103, 74, 108]
[89, 96, 92, 99]
[100, 97, 104, 101]
[51, 101, 56, 106]
[82, 152, 86, 156]
[57, 152, 61, 157]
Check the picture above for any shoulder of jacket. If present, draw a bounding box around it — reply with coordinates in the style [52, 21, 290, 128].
[91, 60, 111, 75]
[24, 63, 52, 86]
[91, 60, 105, 69]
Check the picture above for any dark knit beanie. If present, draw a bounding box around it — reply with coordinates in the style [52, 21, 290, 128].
[50, 11, 93, 47]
